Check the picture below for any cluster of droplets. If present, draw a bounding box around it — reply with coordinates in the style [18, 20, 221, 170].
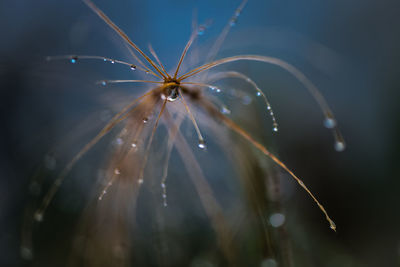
[209, 85, 222, 93]
[98, 180, 113, 201]
[161, 182, 167, 207]
[323, 116, 346, 152]
[255, 91, 278, 132]
[230, 8, 242, 26]
[66, 56, 137, 72]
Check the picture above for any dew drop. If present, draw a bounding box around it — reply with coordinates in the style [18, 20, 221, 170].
[34, 211, 43, 222]
[261, 258, 278, 267]
[103, 58, 107, 62]
[131, 142, 137, 148]
[110, 59, 115, 64]
[221, 106, 231, 114]
[256, 91, 262, 97]
[20, 246, 33, 260]
[130, 64, 136, 71]
[166, 86, 179, 102]
[44, 154, 56, 170]
[266, 105, 271, 110]
[230, 18, 237, 26]
[198, 139, 206, 149]
[114, 168, 121, 175]
[101, 80, 107, 86]
[138, 178, 144, 184]
[330, 221, 337, 231]
[269, 213, 285, 227]
[163, 202, 168, 207]
[242, 95, 252, 105]
[161, 183, 166, 189]
[273, 125, 278, 132]
[209, 86, 216, 91]
[324, 117, 336, 129]
[216, 88, 221, 93]
[70, 56, 78, 64]
[143, 117, 148, 123]
[334, 141, 346, 152]
[198, 26, 205, 35]
[115, 138, 123, 145]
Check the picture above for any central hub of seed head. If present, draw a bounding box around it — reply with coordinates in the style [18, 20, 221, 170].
[164, 79, 180, 102]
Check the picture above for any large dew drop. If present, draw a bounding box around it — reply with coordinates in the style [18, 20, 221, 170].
[166, 86, 179, 102]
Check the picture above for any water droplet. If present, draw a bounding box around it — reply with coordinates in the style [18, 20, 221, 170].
[162, 193, 167, 198]
[209, 86, 216, 91]
[198, 26, 205, 35]
[115, 138, 123, 145]
[235, 9, 241, 17]
[131, 142, 137, 148]
[34, 211, 43, 222]
[110, 59, 115, 64]
[230, 18, 237, 26]
[143, 117, 148, 123]
[216, 88, 221, 93]
[334, 141, 346, 152]
[261, 258, 278, 267]
[330, 221, 337, 231]
[256, 91, 262, 96]
[273, 125, 278, 132]
[242, 95, 252, 105]
[101, 80, 107, 86]
[161, 183, 166, 188]
[130, 64, 136, 70]
[166, 86, 180, 102]
[198, 139, 206, 149]
[114, 168, 121, 175]
[44, 154, 56, 170]
[267, 105, 271, 110]
[324, 117, 336, 129]
[221, 106, 231, 114]
[138, 178, 144, 184]
[70, 56, 78, 64]
[269, 213, 285, 227]
[163, 202, 168, 207]
[20, 246, 33, 260]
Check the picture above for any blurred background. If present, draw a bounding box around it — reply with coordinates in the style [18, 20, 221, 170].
[0, 0, 399, 266]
